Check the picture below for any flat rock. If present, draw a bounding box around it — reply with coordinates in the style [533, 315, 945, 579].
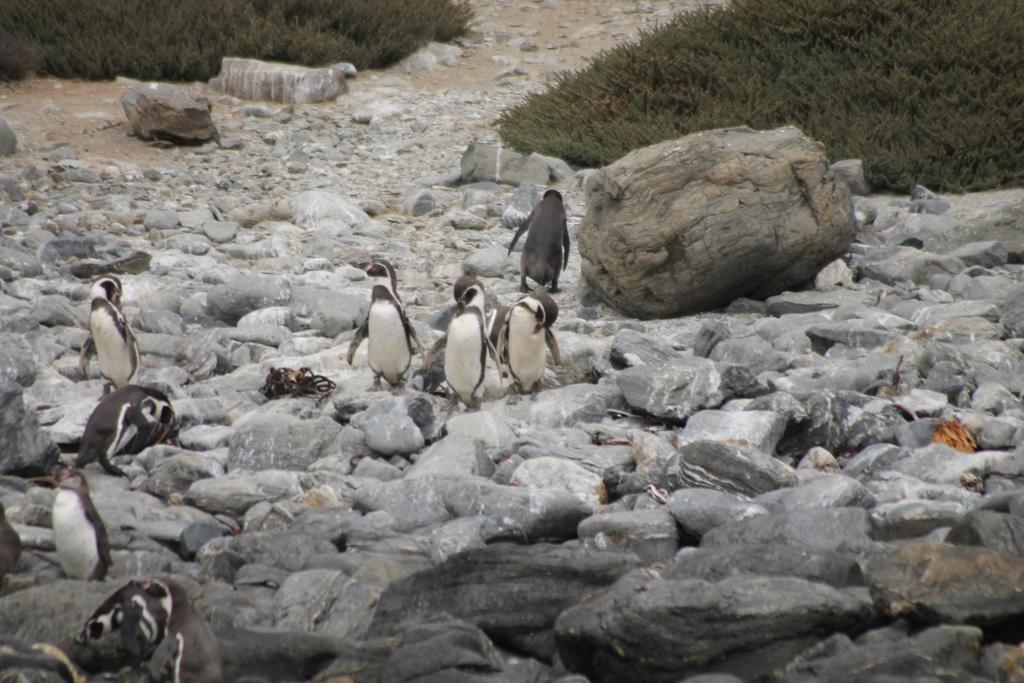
[212, 57, 347, 104]
[702, 508, 873, 554]
[667, 488, 769, 540]
[121, 82, 218, 144]
[667, 544, 864, 587]
[616, 359, 756, 421]
[578, 508, 679, 563]
[676, 410, 786, 453]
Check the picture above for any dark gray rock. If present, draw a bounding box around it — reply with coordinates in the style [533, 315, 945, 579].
[0, 117, 16, 156]
[947, 510, 1024, 558]
[381, 617, 504, 682]
[708, 335, 786, 375]
[555, 570, 873, 683]
[702, 508, 873, 554]
[805, 321, 897, 354]
[667, 544, 864, 587]
[616, 359, 758, 422]
[217, 627, 363, 683]
[368, 544, 640, 661]
[180, 521, 229, 560]
[186, 470, 303, 517]
[784, 625, 986, 683]
[198, 531, 337, 573]
[776, 391, 906, 461]
[444, 478, 593, 542]
[0, 382, 59, 476]
[578, 508, 679, 563]
[667, 488, 769, 541]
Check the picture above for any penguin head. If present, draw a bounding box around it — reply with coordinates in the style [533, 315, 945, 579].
[452, 275, 478, 305]
[542, 189, 563, 204]
[90, 276, 123, 308]
[56, 468, 88, 492]
[455, 278, 485, 314]
[532, 292, 559, 329]
[361, 258, 398, 297]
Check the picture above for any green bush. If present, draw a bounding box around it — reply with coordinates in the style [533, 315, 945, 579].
[0, 0, 472, 82]
[0, 30, 38, 80]
[498, 0, 1024, 193]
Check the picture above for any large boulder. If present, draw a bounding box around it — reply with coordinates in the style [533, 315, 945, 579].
[0, 382, 59, 476]
[121, 83, 218, 144]
[211, 57, 348, 104]
[579, 126, 854, 318]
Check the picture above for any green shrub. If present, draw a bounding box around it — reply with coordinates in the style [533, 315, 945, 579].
[0, 30, 38, 80]
[0, 0, 472, 82]
[498, 0, 1024, 193]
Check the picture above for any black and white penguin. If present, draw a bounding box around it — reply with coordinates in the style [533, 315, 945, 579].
[78, 579, 169, 667]
[347, 258, 422, 389]
[0, 501, 21, 584]
[0, 640, 86, 683]
[52, 469, 112, 581]
[81, 275, 140, 392]
[76, 385, 177, 478]
[143, 578, 223, 683]
[507, 189, 570, 293]
[496, 293, 561, 398]
[443, 277, 489, 411]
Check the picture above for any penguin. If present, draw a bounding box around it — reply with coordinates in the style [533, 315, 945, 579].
[0, 640, 86, 683]
[507, 189, 570, 293]
[52, 469, 112, 581]
[0, 501, 21, 584]
[496, 293, 561, 398]
[346, 258, 422, 389]
[143, 577, 223, 683]
[76, 385, 178, 478]
[81, 275, 140, 392]
[78, 579, 168, 667]
[423, 276, 490, 412]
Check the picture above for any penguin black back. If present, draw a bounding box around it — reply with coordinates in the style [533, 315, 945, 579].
[508, 189, 570, 293]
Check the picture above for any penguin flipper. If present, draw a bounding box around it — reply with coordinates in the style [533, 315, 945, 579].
[81, 496, 113, 578]
[507, 209, 533, 256]
[122, 406, 167, 455]
[561, 218, 571, 269]
[421, 334, 448, 370]
[545, 329, 562, 366]
[346, 321, 368, 365]
[148, 632, 178, 683]
[78, 336, 95, 378]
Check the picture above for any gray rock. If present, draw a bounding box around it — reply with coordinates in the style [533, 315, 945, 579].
[805, 321, 897, 354]
[460, 142, 553, 187]
[444, 478, 593, 542]
[0, 117, 16, 156]
[206, 274, 291, 325]
[864, 541, 1024, 625]
[529, 383, 625, 428]
[213, 57, 347, 104]
[555, 571, 873, 683]
[0, 245, 42, 278]
[677, 410, 786, 454]
[368, 544, 640, 661]
[625, 441, 796, 498]
[510, 456, 607, 508]
[608, 328, 682, 369]
[0, 344, 36, 387]
[579, 127, 854, 318]
[616, 359, 757, 421]
[462, 246, 513, 277]
[776, 391, 905, 461]
[947, 509, 1024, 557]
[198, 530, 337, 573]
[667, 544, 864, 587]
[448, 209, 487, 230]
[667, 488, 769, 540]
[353, 475, 458, 532]
[142, 448, 222, 498]
[857, 248, 965, 285]
[290, 190, 369, 230]
[785, 624, 985, 683]
[829, 159, 869, 195]
[180, 521, 229, 560]
[501, 182, 540, 228]
[381, 617, 504, 682]
[202, 220, 239, 243]
[402, 188, 440, 216]
[0, 382, 59, 476]
[361, 396, 427, 456]
[578, 508, 679, 563]
[754, 475, 876, 511]
[228, 413, 344, 471]
[121, 83, 218, 144]
[407, 435, 492, 479]
[186, 470, 303, 517]
[702, 508, 873, 554]
[949, 240, 1008, 268]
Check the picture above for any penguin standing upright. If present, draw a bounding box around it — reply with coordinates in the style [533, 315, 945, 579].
[424, 276, 490, 412]
[76, 385, 177, 478]
[143, 578, 223, 683]
[347, 259, 422, 389]
[81, 275, 140, 392]
[507, 190, 571, 293]
[0, 502, 21, 584]
[52, 469, 112, 581]
[497, 293, 561, 398]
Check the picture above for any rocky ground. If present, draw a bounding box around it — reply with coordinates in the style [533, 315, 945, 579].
[3, 0, 1024, 681]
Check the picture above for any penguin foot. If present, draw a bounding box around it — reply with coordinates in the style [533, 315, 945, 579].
[369, 376, 384, 392]
[518, 283, 531, 293]
[548, 286, 561, 294]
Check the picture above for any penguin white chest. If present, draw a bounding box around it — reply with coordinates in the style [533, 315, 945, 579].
[444, 314, 484, 404]
[53, 491, 100, 580]
[367, 301, 411, 385]
[507, 308, 546, 392]
[91, 309, 137, 387]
